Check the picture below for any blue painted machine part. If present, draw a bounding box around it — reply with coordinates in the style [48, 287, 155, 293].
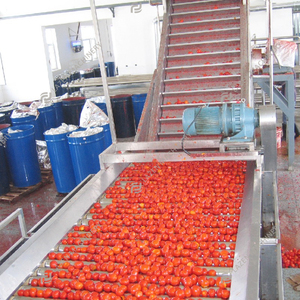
[182, 103, 259, 142]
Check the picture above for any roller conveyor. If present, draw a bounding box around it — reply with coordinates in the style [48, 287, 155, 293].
[0, 0, 283, 299]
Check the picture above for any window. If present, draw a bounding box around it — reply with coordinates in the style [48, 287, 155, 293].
[45, 28, 61, 71]
[82, 39, 98, 61]
[293, 13, 300, 65]
[81, 26, 98, 61]
[0, 54, 6, 85]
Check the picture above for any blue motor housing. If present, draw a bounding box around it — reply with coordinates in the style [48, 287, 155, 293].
[182, 103, 259, 142]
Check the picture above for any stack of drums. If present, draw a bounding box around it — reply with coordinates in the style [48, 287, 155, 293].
[45, 125, 109, 192]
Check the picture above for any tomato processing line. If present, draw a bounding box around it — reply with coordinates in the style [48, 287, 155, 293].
[0, 140, 281, 300]
[0, 0, 284, 299]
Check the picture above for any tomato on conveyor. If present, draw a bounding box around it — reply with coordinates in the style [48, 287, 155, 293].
[15, 161, 246, 300]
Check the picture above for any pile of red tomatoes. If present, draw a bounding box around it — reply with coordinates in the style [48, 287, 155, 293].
[17, 161, 246, 300]
[282, 247, 300, 268]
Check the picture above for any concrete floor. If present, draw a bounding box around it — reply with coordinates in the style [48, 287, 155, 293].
[283, 268, 300, 300]
[0, 114, 300, 298]
[278, 138, 300, 250]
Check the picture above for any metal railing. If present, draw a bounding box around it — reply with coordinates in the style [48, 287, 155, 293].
[0, 208, 27, 239]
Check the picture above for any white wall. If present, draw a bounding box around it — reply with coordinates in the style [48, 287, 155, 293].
[0, 18, 50, 102]
[249, 8, 293, 39]
[99, 19, 115, 63]
[112, 4, 159, 75]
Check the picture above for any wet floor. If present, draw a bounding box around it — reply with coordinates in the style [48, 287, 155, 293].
[0, 180, 64, 256]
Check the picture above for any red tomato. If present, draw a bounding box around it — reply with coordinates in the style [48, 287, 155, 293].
[43, 288, 53, 298]
[52, 290, 60, 299]
[29, 287, 37, 297]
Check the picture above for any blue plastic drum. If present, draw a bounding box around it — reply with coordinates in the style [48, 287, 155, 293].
[62, 97, 86, 126]
[38, 105, 56, 134]
[110, 94, 136, 138]
[67, 129, 105, 185]
[52, 101, 64, 127]
[132, 93, 147, 129]
[11, 114, 44, 140]
[105, 62, 115, 77]
[102, 123, 112, 150]
[44, 131, 77, 193]
[2, 125, 41, 187]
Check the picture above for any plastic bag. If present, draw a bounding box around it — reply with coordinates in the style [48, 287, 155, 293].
[80, 100, 109, 128]
[12, 103, 39, 118]
[0, 101, 17, 113]
[69, 127, 103, 138]
[0, 101, 14, 107]
[36, 140, 51, 169]
[52, 97, 62, 103]
[44, 123, 78, 135]
[89, 96, 106, 104]
[7, 128, 23, 134]
[30, 101, 53, 109]
[267, 39, 297, 68]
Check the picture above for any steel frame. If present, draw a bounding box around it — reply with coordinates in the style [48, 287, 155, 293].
[254, 74, 295, 169]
